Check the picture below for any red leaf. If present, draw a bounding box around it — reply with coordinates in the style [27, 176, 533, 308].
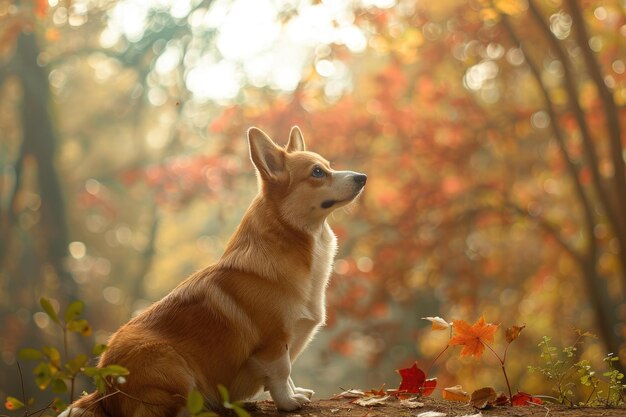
[422, 378, 437, 396]
[511, 392, 542, 406]
[397, 363, 425, 393]
[396, 363, 436, 395]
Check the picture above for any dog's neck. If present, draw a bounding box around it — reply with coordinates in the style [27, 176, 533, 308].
[218, 196, 334, 285]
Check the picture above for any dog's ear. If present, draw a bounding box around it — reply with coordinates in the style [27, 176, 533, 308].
[286, 126, 306, 153]
[248, 127, 285, 182]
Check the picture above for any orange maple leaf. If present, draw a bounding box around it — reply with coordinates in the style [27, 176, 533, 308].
[448, 316, 498, 358]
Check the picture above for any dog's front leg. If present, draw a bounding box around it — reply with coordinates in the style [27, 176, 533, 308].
[288, 377, 315, 399]
[250, 345, 310, 411]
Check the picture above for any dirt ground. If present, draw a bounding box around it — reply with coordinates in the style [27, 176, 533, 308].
[246, 397, 626, 417]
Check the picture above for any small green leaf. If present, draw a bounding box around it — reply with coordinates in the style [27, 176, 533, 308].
[92, 343, 108, 356]
[65, 354, 88, 374]
[83, 366, 99, 377]
[84, 365, 129, 379]
[64, 300, 84, 323]
[5, 396, 25, 410]
[19, 347, 43, 361]
[92, 374, 106, 393]
[68, 319, 92, 336]
[42, 346, 62, 367]
[40, 297, 60, 324]
[51, 378, 68, 394]
[187, 389, 204, 414]
[232, 403, 251, 417]
[217, 384, 229, 403]
[101, 365, 129, 377]
[34, 362, 53, 390]
[53, 398, 67, 412]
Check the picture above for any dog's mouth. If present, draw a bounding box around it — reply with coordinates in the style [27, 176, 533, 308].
[321, 187, 365, 209]
[321, 199, 340, 209]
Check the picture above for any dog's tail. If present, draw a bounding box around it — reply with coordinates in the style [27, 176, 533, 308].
[57, 392, 110, 417]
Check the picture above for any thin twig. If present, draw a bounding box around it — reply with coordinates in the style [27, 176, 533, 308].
[483, 342, 512, 400]
[17, 362, 26, 410]
[24, 400, 55, 417]
[425, 345, 449, 377]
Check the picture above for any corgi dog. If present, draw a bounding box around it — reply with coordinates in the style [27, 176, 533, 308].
[60, 126, 366, 417]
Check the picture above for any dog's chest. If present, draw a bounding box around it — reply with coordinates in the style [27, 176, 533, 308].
[302, 223, 337, 320]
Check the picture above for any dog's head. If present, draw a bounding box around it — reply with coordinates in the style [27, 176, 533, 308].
[248, 126, 366, 229]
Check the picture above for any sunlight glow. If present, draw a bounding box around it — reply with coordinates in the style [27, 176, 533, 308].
[186, 59, 241, 102]
[216, 0, 280, 60]
[69, 241, 87, 259]
[463, 60, 499, 91]
[155, 45, 182, 75]
[105, 0, 369, 102]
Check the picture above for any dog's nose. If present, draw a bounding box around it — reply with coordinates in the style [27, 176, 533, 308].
[353, 173, 367, 187]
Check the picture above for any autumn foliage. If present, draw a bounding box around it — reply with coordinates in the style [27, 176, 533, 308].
[393, 316, 540, 408]
[1, 0, 625, 408]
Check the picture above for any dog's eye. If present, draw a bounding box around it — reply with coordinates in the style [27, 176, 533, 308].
[311, 166, 326, 178]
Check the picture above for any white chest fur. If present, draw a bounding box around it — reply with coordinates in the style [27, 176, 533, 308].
[288, 222, 337, 360]
[306, 222, 337, 320]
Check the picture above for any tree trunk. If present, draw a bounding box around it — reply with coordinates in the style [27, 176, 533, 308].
[13, 31, 76, 295]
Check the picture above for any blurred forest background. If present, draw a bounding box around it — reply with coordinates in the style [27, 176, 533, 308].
[1, 0, 626, 408]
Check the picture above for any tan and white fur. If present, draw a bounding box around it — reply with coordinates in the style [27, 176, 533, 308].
[60, 126, 366, 417]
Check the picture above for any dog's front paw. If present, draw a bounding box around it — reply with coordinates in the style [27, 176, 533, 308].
[274, 393, 310, 411]
[292, 387, 314, 399]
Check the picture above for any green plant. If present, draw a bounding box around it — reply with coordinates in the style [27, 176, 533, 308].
[528, 335, 578, 406]
[186, 385, 250, 417]
[529, 333, 625, 407]
[575, 358, 602, 405]
[602, 353, 625, 406]
[4, 298, 128, 417]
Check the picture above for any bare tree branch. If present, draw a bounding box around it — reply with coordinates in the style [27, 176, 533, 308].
[500, 10, 623, 368]
[565, 0, 626, 234]
[525, 0, 622, 252]
[499, 11, 594, 262]
[505, 202, 584, 265]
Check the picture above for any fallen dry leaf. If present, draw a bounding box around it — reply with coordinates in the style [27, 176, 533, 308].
[416, 411, 447, 417]
[442, 385, 470, 402]
[469, 387, 497, 409]
[333, 389, 364, 399]
[493, 392, 509, 406]
[511, 391, 543, 406]
[364, 384, 386, 397]
[400, 398, 424, 409]
[354, 395, 390, 407]
[416, 412, 447, 417]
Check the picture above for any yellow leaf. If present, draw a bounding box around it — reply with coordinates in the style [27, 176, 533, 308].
[422, 316, 451, 331]
[442, 385, 470, 402]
